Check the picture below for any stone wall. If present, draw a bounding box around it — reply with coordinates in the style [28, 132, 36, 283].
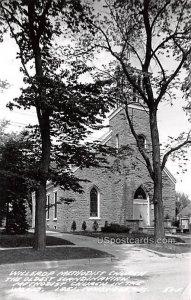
[43, 105, 176, 231]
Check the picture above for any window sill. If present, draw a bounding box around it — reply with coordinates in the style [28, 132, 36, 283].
[53, 218, 57, 221]
[46, 219, 50, 221]
[89, 217, 100, 220]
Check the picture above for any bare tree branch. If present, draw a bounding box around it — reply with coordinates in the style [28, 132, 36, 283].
[105, 2, 143, 65]
[161, 132, 191, 170]
[156, 48, 191, 106]
[151, 28, 191, 60]
[151, 1, 170, 30]
[93, 23, 149, 104]
[151, 49, 166, 83]
[0, 4, 26, 30]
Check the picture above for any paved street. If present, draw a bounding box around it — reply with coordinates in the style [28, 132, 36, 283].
[0, 232, 190, 300]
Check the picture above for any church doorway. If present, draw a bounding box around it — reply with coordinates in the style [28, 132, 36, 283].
[133, 186, 150, 225]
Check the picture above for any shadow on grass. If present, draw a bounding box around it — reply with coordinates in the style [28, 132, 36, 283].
[70, 231, 185, 244]
[0, 233, 74, 248]
[0, 247, 112, 265]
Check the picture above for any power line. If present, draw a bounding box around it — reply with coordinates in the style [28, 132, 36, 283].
[9, 111, 36, 117]
[8, 121, 37, 128]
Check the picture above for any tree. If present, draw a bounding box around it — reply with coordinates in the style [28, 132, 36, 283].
[0, 129, 35, 233]
[5, 199, 29, 234]
[176, 192, 190, 215]
[0, 1, 112, 250]
[77, 0, 191, 240]
[0, 120, 16, 225]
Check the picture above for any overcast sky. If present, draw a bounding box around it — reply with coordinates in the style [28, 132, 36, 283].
[0, 35, 191, 198]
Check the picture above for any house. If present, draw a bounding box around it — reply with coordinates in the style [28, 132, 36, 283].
[177, 203, 191, 232]
[32, 102, 176, 232]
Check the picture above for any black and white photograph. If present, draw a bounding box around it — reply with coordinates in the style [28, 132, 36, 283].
[0, 0, 191, 299]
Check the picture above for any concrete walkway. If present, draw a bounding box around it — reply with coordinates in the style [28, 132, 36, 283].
[46, 230, 135, 259]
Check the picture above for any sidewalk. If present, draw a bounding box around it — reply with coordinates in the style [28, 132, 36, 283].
[46, 230, 135, 259]
[45, 230, 191, 260]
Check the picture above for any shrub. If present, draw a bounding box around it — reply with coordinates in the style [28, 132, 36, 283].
[82, 221, 87, 231]
[172, 219, 180, 228]
[101, 223, 130, 233]
[104, 220, 109, 227]
[92, 220, 99, 231]
[71, 221, 77, 232]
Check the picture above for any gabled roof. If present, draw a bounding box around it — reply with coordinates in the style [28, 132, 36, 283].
[99, 130, 112, 144]
[163, 167, 176, 185]
[108, 103, 149, 121]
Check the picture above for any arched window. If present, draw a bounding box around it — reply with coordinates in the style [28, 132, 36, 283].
[134, 186, 147, 199]
[137, 134, 146, 149]
[90, 187, 100, 218]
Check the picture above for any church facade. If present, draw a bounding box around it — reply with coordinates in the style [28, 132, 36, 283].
[32, 103, 176, 232]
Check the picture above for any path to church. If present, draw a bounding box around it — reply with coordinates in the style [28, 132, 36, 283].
[0, 231, 190, 300]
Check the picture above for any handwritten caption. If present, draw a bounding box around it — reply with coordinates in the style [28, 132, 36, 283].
[5, 270, 147, 292]
[5, 270, 184, 294]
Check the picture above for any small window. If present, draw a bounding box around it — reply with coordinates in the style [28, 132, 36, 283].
[90, 187, 100, 218]
[54, 191, 58, 219]
[46, 195, 50, 220]
[137, 134, 146, 149]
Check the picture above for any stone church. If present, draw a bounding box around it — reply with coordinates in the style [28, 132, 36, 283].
[32, 102, 176, 232]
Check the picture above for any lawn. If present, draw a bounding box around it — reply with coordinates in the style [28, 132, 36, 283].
[71, 231, 185, 244]
[0, 247, 112, 265]
[0, 232, 74, 248]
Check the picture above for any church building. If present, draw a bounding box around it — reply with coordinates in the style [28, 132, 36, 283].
[32, 102, 176, 232]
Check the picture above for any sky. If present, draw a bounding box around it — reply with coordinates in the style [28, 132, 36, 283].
[0, 36, 191, 199]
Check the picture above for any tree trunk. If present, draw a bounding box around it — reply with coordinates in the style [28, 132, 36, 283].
[33, 116, 51, 251]
[34, 182, 46, 250]
[27, 2, 51, 250]
[150, 109, 165, 241]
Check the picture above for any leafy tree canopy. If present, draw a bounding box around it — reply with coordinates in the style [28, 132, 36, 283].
[0, 0, 115, 193]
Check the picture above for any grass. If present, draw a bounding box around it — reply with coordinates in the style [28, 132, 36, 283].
[70, 231, 185, 244]
[0, 247, 112, 265]
[0, 232, 74, 248]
